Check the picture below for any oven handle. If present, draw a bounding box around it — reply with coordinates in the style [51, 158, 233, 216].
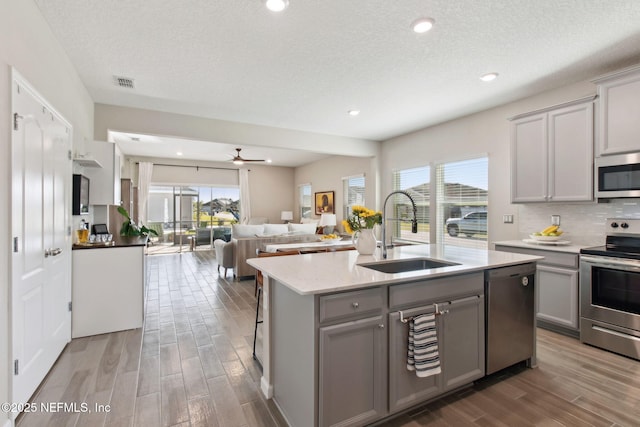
[581, 255, 640, 271]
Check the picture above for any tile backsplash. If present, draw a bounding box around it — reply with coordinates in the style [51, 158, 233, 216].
[517, 200, 640, 246]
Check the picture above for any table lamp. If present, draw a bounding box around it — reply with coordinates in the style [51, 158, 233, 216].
[319, 213, 336, 234]
[281, 211, 293, 224]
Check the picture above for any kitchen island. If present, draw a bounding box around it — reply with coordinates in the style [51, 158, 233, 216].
[248, 244, 541, 427]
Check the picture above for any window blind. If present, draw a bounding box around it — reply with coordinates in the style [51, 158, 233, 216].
[391, 166, 430, 243]
[435, 157, 488, 249]
[299, 184, 312, 219]
[342, 175, 365, 218]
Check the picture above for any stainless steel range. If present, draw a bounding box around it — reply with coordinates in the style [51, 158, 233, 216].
[580, 218, 640, 360]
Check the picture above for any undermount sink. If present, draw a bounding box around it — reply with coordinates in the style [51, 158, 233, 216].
[358, 257, 460, 274]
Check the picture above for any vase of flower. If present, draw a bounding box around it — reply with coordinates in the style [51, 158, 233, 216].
[352, 228, 377, 255]
[343, 206, 382, 255]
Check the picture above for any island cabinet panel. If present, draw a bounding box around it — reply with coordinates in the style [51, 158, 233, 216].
[319, 316, 387, 427]
[388, 306, 441, 413]
[440, 295, 485, 391]
[388, 293, 484, 413]
[389, 273, 484, 309]
[319, 288, 383, 323]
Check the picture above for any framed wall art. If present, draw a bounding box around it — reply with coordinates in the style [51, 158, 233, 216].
[315, 191, 334, 215]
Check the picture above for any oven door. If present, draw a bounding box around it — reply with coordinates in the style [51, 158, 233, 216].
[580, 255, 640, 331]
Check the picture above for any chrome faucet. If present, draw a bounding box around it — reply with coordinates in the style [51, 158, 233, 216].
[381, 190, 418, 259]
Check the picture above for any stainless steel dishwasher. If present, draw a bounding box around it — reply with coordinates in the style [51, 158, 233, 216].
[485, 263, 536, 375]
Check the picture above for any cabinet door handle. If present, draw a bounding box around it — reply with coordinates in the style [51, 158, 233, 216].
[378, 324, 385, 329]
[352, 302, 359, 309]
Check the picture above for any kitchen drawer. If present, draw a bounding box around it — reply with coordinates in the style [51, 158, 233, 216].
[319, 288, 383, 323]
[389, 272, 483, 309]
[495, 245, 578, 269]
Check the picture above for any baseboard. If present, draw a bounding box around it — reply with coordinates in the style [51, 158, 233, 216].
[537, 320, 580, 339]
[260, 376, 273, 399]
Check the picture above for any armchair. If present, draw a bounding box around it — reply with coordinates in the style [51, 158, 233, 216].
[214, 239, 235, 279]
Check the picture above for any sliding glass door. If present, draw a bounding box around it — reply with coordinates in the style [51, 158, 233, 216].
[147, 185, 239, 254]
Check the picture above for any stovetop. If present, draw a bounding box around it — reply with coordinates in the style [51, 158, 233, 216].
[580, 218, 640, 260]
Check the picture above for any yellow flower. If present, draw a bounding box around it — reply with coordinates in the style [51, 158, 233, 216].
[342, 219, 353, 234]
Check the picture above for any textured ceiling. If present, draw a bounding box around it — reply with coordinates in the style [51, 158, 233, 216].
[35, 0, 640, 165]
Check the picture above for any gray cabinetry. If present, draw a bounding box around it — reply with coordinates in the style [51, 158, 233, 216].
[593, 65, 640, 156]
[537, 264, 578, 329]
[440, 296, 485, 391]
[270, 271, 489, 427]
[510, 98, 594, 202]
[319, 316, 386, 427]
[388, 273, 484, 413]
[495, 244, 579, 336]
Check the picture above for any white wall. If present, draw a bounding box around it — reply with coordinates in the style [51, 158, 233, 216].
[381, 80, 598, 247]
[248, 164, 295, 223]
[1, 0, 94, 423]
[295, 155, 379, 225]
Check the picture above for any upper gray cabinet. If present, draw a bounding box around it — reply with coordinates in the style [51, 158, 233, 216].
[593, 64, 640, 156]
[510, 98, 594, 203]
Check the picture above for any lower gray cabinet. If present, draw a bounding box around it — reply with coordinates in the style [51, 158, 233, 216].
[537, 264, 578, 329]
[388, 306, 440, 413]
[440, 295, 485, 391]
[319, 316, 387, 427]
[388, 294, 484, 414]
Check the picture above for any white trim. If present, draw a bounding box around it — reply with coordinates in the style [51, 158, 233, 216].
[260, 376, 273, 399]
[340, 173, 365, 180]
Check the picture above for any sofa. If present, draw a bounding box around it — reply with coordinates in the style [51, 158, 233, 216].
[232, 222, 319, 279]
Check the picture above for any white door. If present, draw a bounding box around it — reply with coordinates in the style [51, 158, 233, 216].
[11, 73, 72, 409]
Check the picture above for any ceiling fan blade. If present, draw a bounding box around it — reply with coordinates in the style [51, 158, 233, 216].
[231, 148, 265, 163]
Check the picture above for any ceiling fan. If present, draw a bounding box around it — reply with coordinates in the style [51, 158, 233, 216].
[231, 148, 266, 165]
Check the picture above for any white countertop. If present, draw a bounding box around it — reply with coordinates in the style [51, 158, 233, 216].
[493, 239, 591, 254]
[247, 244, 542, 295]
[264, 240, 354, 253]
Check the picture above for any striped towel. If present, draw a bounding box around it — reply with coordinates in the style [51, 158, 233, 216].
[407, 313, 441, 378]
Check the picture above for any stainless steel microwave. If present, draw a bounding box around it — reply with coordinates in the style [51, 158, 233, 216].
[596, 152, 640, 199]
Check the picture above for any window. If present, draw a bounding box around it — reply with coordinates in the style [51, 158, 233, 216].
[436, 157, 488, 249]
[391, 166, 430, 243]
[390, 157, 488, 248]
[343, 175, 365, 218]
[299, 184, 312, 219]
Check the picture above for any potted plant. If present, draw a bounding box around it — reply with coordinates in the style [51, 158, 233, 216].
[117, 206, 159, 239]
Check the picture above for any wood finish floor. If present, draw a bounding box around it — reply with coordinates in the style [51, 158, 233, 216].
[17, 251, 640, 427]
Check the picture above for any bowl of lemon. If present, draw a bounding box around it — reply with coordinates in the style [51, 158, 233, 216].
[530, 225, 565, 241]
[320, 233, 343, 244]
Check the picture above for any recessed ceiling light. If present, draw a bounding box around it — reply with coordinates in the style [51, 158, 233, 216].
[411, 18, 435, 34]
[348, 110, 360, 116]
[176, 152, 183, 156]
[265, 0, 289, 12]
[480, 72, 499, 82]
[266, 159, 273, 163]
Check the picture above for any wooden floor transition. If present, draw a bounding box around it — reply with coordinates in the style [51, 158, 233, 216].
[17, 251, 640, 427]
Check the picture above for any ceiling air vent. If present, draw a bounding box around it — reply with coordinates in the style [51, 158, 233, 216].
[113, 76, 135, 89]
